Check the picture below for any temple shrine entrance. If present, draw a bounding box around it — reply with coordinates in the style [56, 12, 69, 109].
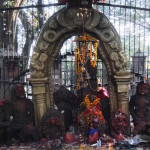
[29, 4, 131, 128]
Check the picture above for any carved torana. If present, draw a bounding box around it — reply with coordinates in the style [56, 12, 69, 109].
[29, 6, 131, 125]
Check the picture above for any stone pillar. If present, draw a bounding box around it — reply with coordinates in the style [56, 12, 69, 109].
[114, 74, 132, 115]
[29, 77, 49, 126]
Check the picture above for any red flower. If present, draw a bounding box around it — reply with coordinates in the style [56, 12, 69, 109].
[83, 111, 88, 118]
[50, 117, 56, 125]
[96, 104, 100, 110]
[77, 116, 80, 124]
[17, 85, 24, 98]
[94, 111, 98, 116]
[100, 116, 105, 123]
[0, 100, 3, 106]
[89, 107, 93, 112]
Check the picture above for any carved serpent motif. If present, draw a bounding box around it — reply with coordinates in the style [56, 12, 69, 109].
[109, 51, 129, 75]
[30, 51, 48, 78]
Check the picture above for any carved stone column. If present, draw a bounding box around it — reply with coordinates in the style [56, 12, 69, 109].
[29, 77, 48, 126]
[114, 74, 132, 115]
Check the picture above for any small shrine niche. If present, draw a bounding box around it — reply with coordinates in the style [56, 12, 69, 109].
[1, 0, 150, 148]
[52, 34, 110, 135]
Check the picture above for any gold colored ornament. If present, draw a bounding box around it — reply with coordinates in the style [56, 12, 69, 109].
[74, 34, 99, 90]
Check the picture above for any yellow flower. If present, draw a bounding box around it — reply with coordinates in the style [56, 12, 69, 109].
[98, 111, 102, 116]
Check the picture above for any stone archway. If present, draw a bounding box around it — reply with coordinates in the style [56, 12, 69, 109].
[29, 7, 132, 126]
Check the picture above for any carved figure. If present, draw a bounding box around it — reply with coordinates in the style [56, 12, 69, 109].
[54, 86, 78, 131]
[7, 85, 37, 143]
[30, 51, 48, 78]
[129, 81, 150, 135]
[118, 50, 127, 68]
[30, 51, 40, 68]
[0, 101, 10, 145]
[109, 51, 129, 75]
[39, 42, 49, 51]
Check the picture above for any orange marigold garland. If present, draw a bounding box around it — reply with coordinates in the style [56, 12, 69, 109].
[88, 41, 98, 68]
[75, 48, 80, 75]
[74, 34, 99, 90]
[78, 94, 105, 135]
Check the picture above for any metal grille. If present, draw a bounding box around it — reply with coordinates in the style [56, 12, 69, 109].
[95, 0, 150, 95]
[0, 0, 149, 98]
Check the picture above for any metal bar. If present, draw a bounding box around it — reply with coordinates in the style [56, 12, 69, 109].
[133, 0, 136, 84]
[96, 2, 150, 11]
[0, 2, 150, 12]
[138, 4, 141, 82]
[129, 0, 131, 65]
[143, 0, 146, 78]
[0, 3, 66, 11]
[123, 0, 126, 53]
[147, 1, 150, 79]
[118, 0, 121, 36]
[113, 0, 115, 26]
[31, 1, 34, 39]
[108, 0, 110, 20]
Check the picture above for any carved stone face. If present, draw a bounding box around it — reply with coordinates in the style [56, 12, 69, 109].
[32, 51, 40, 59]
[119, 51, 127, 62]
[39, 53, 48, 62]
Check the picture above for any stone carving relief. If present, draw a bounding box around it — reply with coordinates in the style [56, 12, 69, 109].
[57, 8, 100, 30]
[29, 6, 131, 124]
[118, 92, 128, 102]
[30, 51, 48, 78]
[49, 18, 59, 29]
[39, 7, 123, 62]
[95, 28, 115, 43]
[109, 51, 130, 75]
[118, 92, 129, 114]
[108, 40, 119, 50]
[99, 17, 109, 28]
[43, 30, 57, 43]
[38, 42, 50, 52]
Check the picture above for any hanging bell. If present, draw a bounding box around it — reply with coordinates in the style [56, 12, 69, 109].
[80, 66, 86, 73]
[85, 72, 91, 80]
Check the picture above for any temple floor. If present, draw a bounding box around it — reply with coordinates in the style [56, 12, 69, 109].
[0, 142, 150, 150]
